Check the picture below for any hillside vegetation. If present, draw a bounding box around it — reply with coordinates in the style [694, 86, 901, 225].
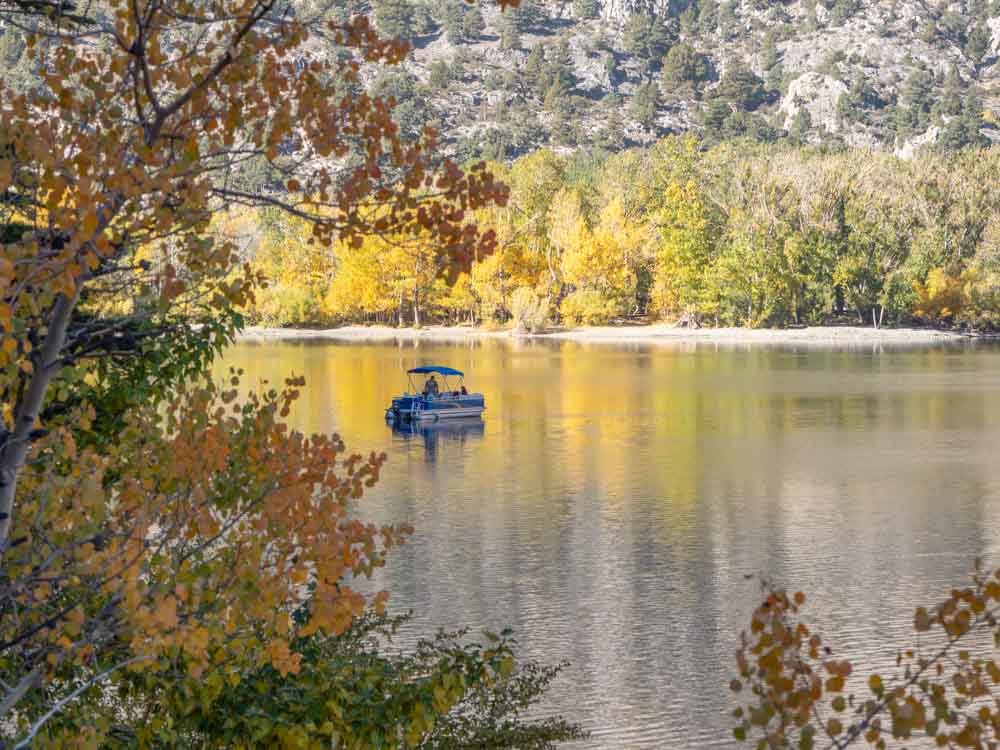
[6, 0, 999, 158]
[336, 0, 999, 157]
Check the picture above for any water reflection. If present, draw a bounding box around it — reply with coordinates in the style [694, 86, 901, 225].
[389, 418, 485, 461]
[219, 337, 1000, 749]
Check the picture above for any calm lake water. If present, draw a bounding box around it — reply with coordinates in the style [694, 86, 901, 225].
[220, 337, 1000, 748]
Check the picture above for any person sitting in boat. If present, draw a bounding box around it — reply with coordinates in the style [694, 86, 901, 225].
[460, 385, 468, 395]
[423, 375, 439, 397]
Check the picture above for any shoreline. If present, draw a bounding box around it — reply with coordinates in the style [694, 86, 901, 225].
[237, 323, 992, 346]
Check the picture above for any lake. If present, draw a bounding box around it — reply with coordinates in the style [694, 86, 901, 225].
[219, 336, 1000, 748]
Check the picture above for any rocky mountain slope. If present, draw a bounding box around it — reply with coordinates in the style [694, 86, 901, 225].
[363, 0, 1000, 158]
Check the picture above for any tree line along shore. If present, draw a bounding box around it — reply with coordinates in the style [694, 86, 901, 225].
[232, 138, 1000, 335]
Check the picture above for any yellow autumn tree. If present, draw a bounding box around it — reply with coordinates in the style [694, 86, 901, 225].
[324, 231, 443, 326]
[252, 207, 337, 326]
[560, 196, 649, 325]
[913, 267, 967, 322]
[650, 180, 721, 323]
[545, 187, 588, 300]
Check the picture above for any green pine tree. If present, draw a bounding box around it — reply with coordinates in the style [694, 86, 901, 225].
[629, 81, 660, 128]
[548, 37, 577, 91]
[440, 0, 465, 43]
[661, 43, 710, 92]
[787, 107, 812, 145]
[462, 6, 486, 39]
[965, 23, 991, 66]
[717, 60, 767, 111]
[498, 10, 521, 50]
[373, 0, 415, 39]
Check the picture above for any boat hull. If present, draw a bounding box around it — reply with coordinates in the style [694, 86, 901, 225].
[386, 393, 485, 423]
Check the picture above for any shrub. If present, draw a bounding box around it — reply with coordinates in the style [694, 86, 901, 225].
[559, 289, 622, 327]
[958, 269, 1000, 330]
[255, 282, 328, 326]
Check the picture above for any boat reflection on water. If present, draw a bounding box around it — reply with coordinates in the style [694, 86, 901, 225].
[389, 417, 484, 460]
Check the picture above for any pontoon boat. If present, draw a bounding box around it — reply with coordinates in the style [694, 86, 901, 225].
[385, 366, 485, 422]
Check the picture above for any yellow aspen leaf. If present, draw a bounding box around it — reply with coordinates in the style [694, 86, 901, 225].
[83, 210, 99, 236]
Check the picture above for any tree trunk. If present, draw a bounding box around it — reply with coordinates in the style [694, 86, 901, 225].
[413, 288, 420, 328]
[0, 289, 79, 551]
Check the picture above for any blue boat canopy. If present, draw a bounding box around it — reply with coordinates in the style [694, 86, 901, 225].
[407, 365, 464, 377]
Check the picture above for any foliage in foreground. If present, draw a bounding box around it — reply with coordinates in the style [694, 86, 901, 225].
[733, 564, 1000, 749]
[111, 611, 585, 749]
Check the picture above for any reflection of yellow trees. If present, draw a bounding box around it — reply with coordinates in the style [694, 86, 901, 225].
[217, 337, 1000, 564]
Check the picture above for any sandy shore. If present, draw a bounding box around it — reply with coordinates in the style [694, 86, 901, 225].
[238, 323, 985, 345]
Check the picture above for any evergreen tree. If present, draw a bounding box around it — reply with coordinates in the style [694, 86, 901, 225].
[702, 98, 731, 134]
[787, 107, 812, 145]
[940, 11, 968, 42]
[830, 0, 858, 26]
[515, 0, 547, 31]
[960, 90, 989, 147]
[411, 2, 437, 34]
[629, 81, 660, 128]
[761, 32, 780, 72]
[919, 20, 939, 45]
[679, 2, 699, 35]
[937, 65, 963, 117]
[525, 43, 549, 96]
[441, 0, 465, 43]
[0, 29, 36, 94]
[373, 0, 415, 39]
[699, 0, 718, 35]
[624, 14, 675, 73]
[717, 60, 767, 111]
[543, 77, 572, 114]
[498, 10, 521, 50]
[803, 0, 818, 32]
[548, 37, 577, 91]
[462, 5, 486, 39]
[722, 111, 778, 142]
[427, 59, 452, 90]
[761, 32, 782, 93]
[661, 43, 710, 91]
[836, 91, 858, 126]
[893, 102, 918, 140]
[369, 71, 429, 139]
[900, 67, 935, 129]
[965, 23, 991, 66]
[837, 77, 876, 125]
[595, 105, 627, 151]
